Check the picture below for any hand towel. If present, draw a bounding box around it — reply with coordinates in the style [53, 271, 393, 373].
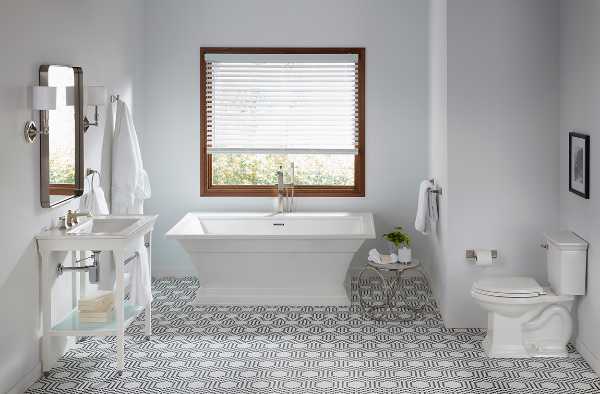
[118, 241, 153, 307]
[368, 249, 398, 264]
[79, 173, 109, 216]
[369, 248, 383, 264]
[415, 179, 434, 234]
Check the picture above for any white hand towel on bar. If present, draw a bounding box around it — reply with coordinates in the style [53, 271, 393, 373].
[415, 179, 434, 234]
[115, 247, 152, 307]
[79, 173, 109, 216]
[111, 100, 152, 306]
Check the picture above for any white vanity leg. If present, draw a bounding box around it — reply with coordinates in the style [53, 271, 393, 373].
[79, 251, 87, 299]
[144, 302, 152, 340]
[114, 253, 125, 375]
[144, 232, 152, 339]
[40, 251, 52, 377]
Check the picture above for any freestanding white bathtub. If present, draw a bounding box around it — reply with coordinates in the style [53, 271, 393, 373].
[166, 212, 375, 306]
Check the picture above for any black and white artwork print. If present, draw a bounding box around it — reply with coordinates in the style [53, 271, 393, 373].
[569, 132, 590, 199]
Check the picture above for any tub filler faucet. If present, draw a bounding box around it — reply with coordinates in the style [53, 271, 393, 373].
[275, 164, 295, 213]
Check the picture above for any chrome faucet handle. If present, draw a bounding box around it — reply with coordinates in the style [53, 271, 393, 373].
[65, 210, 92, 227]
[56, 216, 67, 230]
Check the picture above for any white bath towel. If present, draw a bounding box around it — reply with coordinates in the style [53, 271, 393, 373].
[415, 179, 434, 234]
[79, 173, 109, 216]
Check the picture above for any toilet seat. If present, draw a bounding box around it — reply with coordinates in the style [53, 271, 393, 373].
[471, 278, 574, 305]
[472, 276, 545, 298]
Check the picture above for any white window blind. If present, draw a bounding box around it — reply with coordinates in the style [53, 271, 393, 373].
[204, 53, 359, 155]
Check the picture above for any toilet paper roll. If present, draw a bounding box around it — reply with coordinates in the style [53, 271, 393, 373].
[475, 249, 494, 266]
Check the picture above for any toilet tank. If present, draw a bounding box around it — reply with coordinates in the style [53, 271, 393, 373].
[544, 230, 588, 295]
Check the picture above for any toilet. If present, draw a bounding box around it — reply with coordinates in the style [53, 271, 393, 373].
[471, 230, 588, 358]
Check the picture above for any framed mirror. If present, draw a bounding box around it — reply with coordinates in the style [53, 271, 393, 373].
[39, 65, 85, 208]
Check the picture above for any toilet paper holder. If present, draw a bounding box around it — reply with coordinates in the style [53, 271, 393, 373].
[465, 249, 498, 263]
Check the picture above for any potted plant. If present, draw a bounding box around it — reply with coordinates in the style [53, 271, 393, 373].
[383, 226, 411, 263]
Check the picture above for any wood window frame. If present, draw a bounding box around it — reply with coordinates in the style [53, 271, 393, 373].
[48, 184, 76, 196]
[200, 47, 365, 197]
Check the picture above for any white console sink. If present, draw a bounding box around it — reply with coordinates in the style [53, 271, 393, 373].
[35, 214, 158, 376]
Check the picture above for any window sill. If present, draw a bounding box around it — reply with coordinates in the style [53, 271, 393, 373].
[201, 185, 365, 197]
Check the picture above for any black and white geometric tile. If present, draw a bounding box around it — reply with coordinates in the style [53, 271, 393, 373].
[27, 276, 600, 393]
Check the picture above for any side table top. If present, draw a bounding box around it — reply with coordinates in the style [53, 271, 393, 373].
[366, 259, 420, 272]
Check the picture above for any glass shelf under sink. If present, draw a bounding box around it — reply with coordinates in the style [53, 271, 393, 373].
[49, 302, 144, 337]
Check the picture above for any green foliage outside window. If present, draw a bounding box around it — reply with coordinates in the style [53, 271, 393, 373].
[49, 146, 75, 184]
[212, 153, 354, 186]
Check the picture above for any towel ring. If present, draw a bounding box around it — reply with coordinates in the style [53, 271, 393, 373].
[86, 168, 101, 188]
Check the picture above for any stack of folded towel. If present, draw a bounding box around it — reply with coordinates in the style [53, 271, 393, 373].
[78, 291, 114, 323]
[368, 249, 398, 264]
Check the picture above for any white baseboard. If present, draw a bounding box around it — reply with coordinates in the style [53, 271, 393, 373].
[152, 267, 196, 278]
[155, 267, 369, 280]
[576, 338, 600, 373]
[8, 363, 40, 394]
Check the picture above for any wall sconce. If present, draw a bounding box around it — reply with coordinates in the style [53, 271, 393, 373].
[24, 86, 57, 143]
[83, 86, 107, 132]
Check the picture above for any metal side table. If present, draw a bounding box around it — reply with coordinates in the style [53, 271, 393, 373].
[358, 259, 427, 321]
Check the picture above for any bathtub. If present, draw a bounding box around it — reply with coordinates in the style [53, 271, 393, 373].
[166, 212, 375, 305]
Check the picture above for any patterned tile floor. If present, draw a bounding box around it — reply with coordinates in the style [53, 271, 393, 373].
[27, 276, 600, 393]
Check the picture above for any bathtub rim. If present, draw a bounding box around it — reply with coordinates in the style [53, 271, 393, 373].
[166, 211, 376, 240]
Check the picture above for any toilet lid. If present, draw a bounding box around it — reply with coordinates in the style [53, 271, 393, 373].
[473, 277, 545, 298]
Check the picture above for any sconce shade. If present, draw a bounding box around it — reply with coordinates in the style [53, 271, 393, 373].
[32, 86, 57, 110]
[86, 86, 107, 106]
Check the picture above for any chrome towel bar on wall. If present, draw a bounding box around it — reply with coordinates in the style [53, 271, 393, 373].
[428, 178, 443, 195]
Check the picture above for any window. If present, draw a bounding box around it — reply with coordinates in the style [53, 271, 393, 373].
[200, 48, 365, 197]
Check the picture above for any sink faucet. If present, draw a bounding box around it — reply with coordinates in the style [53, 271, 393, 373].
[275, 163, 295, 214]
[65, 209, 92, 227]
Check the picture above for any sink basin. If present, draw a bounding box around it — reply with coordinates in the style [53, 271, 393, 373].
[36, 215, 158, 248]
[68, 217, 140, 235]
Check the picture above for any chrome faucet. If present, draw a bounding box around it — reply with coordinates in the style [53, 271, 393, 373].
[275, 163, 295, 213]
[65, 209, 92, 227]
[276, 167, 285, 213]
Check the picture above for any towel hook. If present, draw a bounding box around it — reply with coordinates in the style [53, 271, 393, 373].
[110, 94, 120, 103]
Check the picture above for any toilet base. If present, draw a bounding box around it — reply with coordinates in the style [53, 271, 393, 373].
[483, 335, 569, 358]
[482, 335, 529, 358]
[473, 289, 574, 359]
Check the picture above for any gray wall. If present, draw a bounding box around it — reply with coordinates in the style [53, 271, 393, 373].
[0, 1, 144, 391]
[429, 0, 560, 328]
[559, 0, 600, 373]
[142, 0, 431, 276]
